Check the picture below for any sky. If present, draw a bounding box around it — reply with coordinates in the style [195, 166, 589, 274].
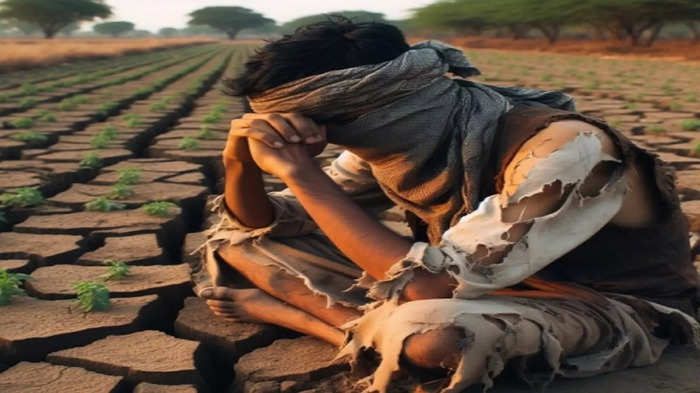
[96, 0, 436, 32]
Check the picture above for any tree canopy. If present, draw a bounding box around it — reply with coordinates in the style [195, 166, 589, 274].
[188, 6, 273, 39]
[158, 27, 178, 37]
[94, 21, 134, 37]
[411, 0, 700, 45]
[0, 0, 111, 38]
[280, 11, 387, 33]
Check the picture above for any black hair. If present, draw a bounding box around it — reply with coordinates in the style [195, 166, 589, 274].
[223, 16, 410, 98]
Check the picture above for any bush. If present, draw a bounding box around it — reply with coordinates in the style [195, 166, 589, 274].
[90, 134, 111, 149]
[73, 281, 111, 312]
[101, 125, 118, 139]
[0, 187, 45, 208]
[122, 114, 142, 128]
[0, 269, 29, 306]
[38, 111, 56, 122]
[141, 201, 176, 216]
[84, 196, 126, 212]
[80, 152, 103, 169]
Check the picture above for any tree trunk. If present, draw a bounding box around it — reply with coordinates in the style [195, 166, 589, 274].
[43, 29, 56, 39]
[226, 29, 240, 40]
[643, 22, 664, 47]
[685, 21, 699, 43]
[534, 23, 560, 44]
[508, 24, 529, 40]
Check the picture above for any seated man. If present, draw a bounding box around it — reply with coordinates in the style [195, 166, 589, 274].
[193, 19, 700, 392]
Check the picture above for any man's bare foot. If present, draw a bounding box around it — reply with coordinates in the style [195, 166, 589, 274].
[200, 286, 346, 346]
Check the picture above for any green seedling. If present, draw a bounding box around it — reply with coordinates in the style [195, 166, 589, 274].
[686, 94, 697, 103]
[198, 125, 214, 139]
[202, 112, 222, 124]
[681, 119, 700, 131]
[0, 269, 29, 306]
[84, 196, 126, 212]
[541, 73, 553, 82]
[0, 94, 8, 103]
[623, 102, 637, 110]
[11, 131, 48, 144]
[142, 201, 176, 216]
[122, 114, 142, 128]
[10, 117, 33, 128]
[150, 101, 167, 112]
[58, 98, 78, 111]
[21, 83, 37, 95]
[101, 125, 118, 139]
[38, 110, 56, 122]
[178, 137, 199, 150]
[90, 134, 111, 149]
[71, 95, 89, 105]
[19, 98, 36, 108]
[212, 104, 227, 114]
[110, 183, 134, 200]
[80, 152, 103, 169]
[99, 260, 130, 281]
[116, 168, 142, 185]
[98, 102, 118, 115]
[691, 143, 700, 157]
[669, 102, 683, 111]
[0, 187, 45, 208]
[661, 85, 673, 95]
[583, 80, 599, 90]
[73, 281, 111, 312]
[646, 125, 666, 134]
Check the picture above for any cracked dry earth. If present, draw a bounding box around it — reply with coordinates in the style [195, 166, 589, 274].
[1, 43, 700, 393]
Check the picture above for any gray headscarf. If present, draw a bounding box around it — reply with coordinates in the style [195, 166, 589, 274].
[249, 41, 575, 244]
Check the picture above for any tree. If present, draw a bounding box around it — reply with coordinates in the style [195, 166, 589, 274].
[158, 27, 178, 37]
[94, 21, 134, 37]
[188, 6, 274, 39]
[0, 0, 111, 39]
[9, 20, 42, 36]
[280, 11, 387, 33]
[59, 22, 81, 36]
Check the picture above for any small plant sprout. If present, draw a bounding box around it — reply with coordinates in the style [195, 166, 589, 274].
[84, 196, 126, 212]
[101, 125, 118, 139]
[142, 201, 177, 216]
[691, 143, 700, 158]
[198, 125, 214, 139]
[80, 152, 103, 169]
[116, 167, 142, 185]
[150, 101, 167, 112]
[110, 183, 134, 200]
[10, 117, 34, 128]
[0, 94, 8, 103]
[0, 211, 7, 225]
[202, 112, 222, 124]
[0, 269, 30, 306]
[179, 137, 200, 150]
[0, 187, 45, 208]
[122, 114, 142, 128]
[212, 104, 227, 114]
[73, 281, 111, 312]
[646, 125, 666, 134]
[99, 260, 130, 281]
[98, 102, 119, 115]
[38, 110, 56, 122]
[21, 83, 37, 95]
[90, 134, 111, 149]
[19, 98, 36, 108]
[681, 119, 700, 131]
[11, 131, 48, 145]
[669, 102, 683, 111]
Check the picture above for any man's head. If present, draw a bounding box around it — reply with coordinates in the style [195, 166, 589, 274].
[224, 17, 410, 101]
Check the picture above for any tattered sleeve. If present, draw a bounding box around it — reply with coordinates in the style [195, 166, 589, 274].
[367, 132, 629, 301]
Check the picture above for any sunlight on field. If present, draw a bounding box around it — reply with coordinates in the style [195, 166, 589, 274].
[0, 38, 217, 70]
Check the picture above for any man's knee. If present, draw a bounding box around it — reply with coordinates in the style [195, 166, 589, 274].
[402, 327, 464, 370]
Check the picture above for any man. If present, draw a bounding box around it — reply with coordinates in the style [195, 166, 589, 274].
[194, 19, 700, 392]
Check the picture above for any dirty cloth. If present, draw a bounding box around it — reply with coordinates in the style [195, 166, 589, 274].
[194, 137, 700, 392]
[249, 40, 575, 244]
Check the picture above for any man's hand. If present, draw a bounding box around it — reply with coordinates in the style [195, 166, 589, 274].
[223, 113, 326, 167]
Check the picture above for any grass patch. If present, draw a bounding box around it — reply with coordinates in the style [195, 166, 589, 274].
[646, 125, 666, 134]
[669, 102, 683, 111]
[681, 119, 700, 131]
[0, 187, 45, 208]
[11, 131, 48, 145]
[122, 114, 142, 128]
[141, 201, 176, 216]
[19, 97, 36, 108]
[10, 117, 34, 128]
[197, 125, 214, 139]
[73, 281, 111, 312]
[691, 142, 700, 157]
[116, 167, 142, 185]
[98, 101, 118, 115]
[178, 137, 199, 150]
[202, 112, 222, 124]
[84, 196, 126, 212]
[109, 183, 134, 200]
[149, 101, 167, 112]
[0, 269, 29, 306]
[79, 152, 103, 169]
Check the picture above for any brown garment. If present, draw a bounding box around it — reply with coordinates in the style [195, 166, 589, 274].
[483, 105, 700, 315]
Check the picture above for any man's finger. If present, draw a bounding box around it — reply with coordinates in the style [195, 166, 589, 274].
[231, 125, 284, 149]
[284, 113, 324, 143]
[266, 114, 303, 143]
